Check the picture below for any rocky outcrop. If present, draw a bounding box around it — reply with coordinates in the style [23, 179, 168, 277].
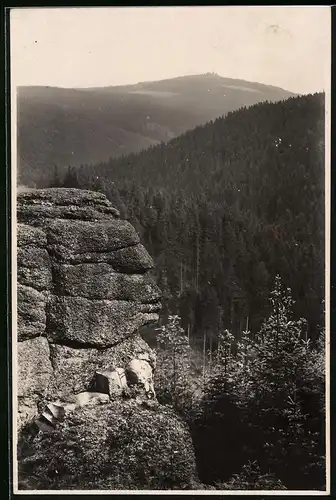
[17, 189, 161, 426]
[16, 188, 198, 490]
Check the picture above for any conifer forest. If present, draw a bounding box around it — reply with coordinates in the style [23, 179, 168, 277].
[22, 92, 326, 490]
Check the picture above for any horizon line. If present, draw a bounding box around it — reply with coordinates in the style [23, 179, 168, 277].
[15, 72, 305, 95]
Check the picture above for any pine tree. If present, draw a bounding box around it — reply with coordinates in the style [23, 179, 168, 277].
[192, 276, 325, 489]
[62, 166, 80, 188]
[50, 165, 62, 187]
[236, 275, 325, 489]
[154, 315, 194, 416]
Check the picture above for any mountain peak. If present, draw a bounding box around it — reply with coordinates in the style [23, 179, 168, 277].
[18, 75, 295, 186]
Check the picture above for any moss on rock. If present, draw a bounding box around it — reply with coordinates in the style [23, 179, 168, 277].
[18, 400, 198, 490]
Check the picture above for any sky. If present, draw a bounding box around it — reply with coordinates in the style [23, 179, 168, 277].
[10, 6, 330, 95]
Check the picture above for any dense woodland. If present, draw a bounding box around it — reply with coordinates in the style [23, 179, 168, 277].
[154, 278, 325, 490]
[48, 93, 325, 345]
[43, 93, 326, 489]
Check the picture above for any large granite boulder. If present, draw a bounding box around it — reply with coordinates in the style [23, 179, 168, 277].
[16, 188, 198, 490]
[18, 401, 199, 490]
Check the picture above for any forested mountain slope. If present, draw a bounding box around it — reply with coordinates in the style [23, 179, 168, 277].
[51, 93, 325, 343]
[17, 73, 295, 186]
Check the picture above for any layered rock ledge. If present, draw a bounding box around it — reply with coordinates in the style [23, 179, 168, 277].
[16, 188, 198, 490]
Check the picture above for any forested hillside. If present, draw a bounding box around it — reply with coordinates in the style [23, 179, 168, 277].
[17, 73, 294, 186]
[49, 93, 325, 346]
[21, 91, 326, 490]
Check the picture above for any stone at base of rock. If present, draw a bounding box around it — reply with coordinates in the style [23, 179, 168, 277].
[126, 358, 156, 399]
[95, 368, 127, 398]
[48, 334, 155, 399]
[72, 391, 110, 407]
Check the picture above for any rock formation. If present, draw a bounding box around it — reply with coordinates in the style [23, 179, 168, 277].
[16, 188, 198, 490]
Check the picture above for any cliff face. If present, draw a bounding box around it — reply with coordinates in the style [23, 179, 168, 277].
[16, 188, 198, 490]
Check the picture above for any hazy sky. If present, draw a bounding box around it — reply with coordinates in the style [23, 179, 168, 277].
[10, 6, 330, 94]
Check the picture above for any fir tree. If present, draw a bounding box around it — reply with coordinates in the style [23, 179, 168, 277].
[154, 315, 198, 417]
[191, 276, 325, 489]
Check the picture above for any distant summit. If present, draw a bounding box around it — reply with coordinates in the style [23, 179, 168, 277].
[128, 73, 295, 94]
[18, 74, 295, 186]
